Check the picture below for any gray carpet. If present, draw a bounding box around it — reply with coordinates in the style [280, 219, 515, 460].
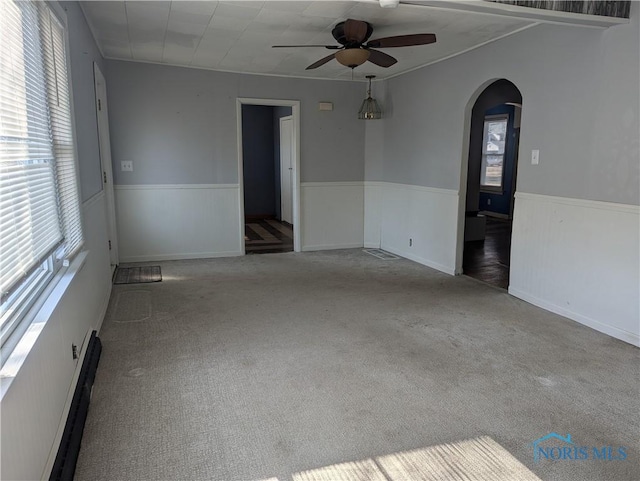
[76, 250, 639, 481]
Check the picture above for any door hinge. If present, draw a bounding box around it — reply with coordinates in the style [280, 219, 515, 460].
[108, 240, 112, 250]
[103, 171, 107, 183]
[98, 98, 102, 111]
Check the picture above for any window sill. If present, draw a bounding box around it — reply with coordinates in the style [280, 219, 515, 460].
[0, 251, 88, 400]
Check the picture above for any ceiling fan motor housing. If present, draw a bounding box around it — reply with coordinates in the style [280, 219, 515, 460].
[332, 20, 373, 47]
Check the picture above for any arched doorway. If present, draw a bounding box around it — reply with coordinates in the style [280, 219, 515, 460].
[460, 79, 522, 289]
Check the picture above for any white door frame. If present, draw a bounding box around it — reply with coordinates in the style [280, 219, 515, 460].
[236, 98, 301, 253]
[279, 115, 294, 224]
[93, 63, 119, 269]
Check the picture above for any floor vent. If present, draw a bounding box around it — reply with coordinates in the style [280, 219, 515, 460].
[49, 330, 102, 481]
[363, 249, 400, 260]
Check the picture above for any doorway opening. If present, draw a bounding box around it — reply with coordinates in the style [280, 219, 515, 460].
[458, 79, 522, 289]
[237, 99, 300, 255]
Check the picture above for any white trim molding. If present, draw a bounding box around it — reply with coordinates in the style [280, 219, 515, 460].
[510, 192, 640, 346]
[237, 98, 301, 253]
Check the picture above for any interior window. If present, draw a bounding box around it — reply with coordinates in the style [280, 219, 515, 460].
[0, 0, 84, 360]
[480, 115, 508, 190]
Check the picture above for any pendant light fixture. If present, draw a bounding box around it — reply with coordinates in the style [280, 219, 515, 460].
[358, 75, 382, 120]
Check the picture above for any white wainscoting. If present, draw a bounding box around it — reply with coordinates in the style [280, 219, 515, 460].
[510, 192, 640, 346]
[114, 184, 242, 262]
[364, 182, 383, 248]
[300, 182, 364, 251]
[365, 182, 459, 275]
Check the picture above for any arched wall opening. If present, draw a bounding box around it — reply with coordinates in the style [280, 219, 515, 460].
[455, 79, 523, 288]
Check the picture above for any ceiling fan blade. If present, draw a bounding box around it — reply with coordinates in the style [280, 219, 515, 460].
[367, 49, 397, 68]
[343, 19, 370, 43]
[272, 45, 341, 49]
[366, 33, 436, 48]
[306, 53, 336, 70]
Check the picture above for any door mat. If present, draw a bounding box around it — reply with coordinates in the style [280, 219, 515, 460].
[114, 266, 162, 285]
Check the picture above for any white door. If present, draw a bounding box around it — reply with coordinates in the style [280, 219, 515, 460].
[94, 63, 119, 271]
[279, 116, 294, 224]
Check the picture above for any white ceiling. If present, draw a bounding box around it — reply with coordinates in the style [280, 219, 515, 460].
[80, 0, 537, 80]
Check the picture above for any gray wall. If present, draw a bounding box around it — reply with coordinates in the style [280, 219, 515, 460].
[105, 61, 365, 185]
[242, 105, 275, 217]
[369, 5, 639, 205]
[65, 1, 105, 201]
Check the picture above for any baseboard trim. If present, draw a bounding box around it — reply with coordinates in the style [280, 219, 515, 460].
[509, 287, 640, 347]
[364, 242, 381, 249]
[120, 251, 242, 263]
[47, 331, 102, 481]
[382, 245, 456, 276]
[301, 243, 364, 252]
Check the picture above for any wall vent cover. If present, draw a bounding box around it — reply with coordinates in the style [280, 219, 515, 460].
[364, 249, 399, 260]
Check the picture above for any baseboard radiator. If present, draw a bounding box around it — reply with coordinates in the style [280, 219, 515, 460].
[49, 330, 102, 481]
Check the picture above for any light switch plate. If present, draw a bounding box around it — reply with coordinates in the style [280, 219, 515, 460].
[121, 160, 133, 172]
[531, 149, 540, 165]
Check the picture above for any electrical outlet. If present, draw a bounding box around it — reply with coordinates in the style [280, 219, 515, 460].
[72, 344, 78, 360]
[409, 238, 413, 247]
[121, 160, 133, 172]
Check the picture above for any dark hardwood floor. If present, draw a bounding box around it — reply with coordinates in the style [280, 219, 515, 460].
[463, 217, 512, 289]
[244, 218, 293, 254]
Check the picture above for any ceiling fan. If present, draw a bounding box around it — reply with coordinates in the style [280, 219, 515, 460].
[272, 19, 436, 70]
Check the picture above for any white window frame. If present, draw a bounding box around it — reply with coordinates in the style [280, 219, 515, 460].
[0, 1, 85, 367]
[480, 114, 509, 193]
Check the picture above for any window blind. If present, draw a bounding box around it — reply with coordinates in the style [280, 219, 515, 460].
[39, 3, 84, 259]
[0, 1, 83, 301]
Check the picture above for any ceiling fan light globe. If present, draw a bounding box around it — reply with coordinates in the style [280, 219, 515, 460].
[335, 48, 370, 68]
